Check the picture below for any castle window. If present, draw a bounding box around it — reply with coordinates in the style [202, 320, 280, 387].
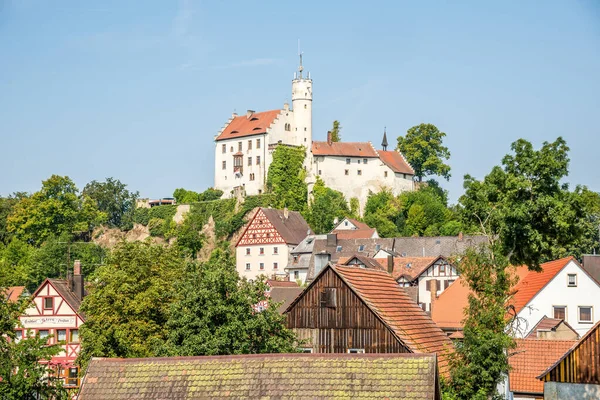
[222, 161, 226, 170]
[246, 263, 251, 270]
[384, 171, 388, 178]
[304, 127, 307, 131]
[249, 173, 255, 181]
[318, 170, 321, 175]
[256, 156, 261, 165]
[357, 159, 361, 164]
[248, 140, 252, 150]
[230, 146, 233, 152]
[363, 158, 368, 164]
[346, 158, 350, 164]
[256, 138, 261, 149]
[273, 262, 278, 270]
[260, 263, 265, 270]
[258, 189, 262, 194]
[248, 157, 252, 166]
[222, 144, 226, 153]
[357, 170, 362, 176]
[238, 142, 242, 152]
[345, 170, 349, 176]
[304, 104, 307, 109]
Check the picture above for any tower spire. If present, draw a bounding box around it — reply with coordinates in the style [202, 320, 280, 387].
[298, 39, 303, 79]
[381, 127, 388, 150]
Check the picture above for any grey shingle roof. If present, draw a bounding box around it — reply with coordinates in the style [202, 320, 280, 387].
[78, 353, 440, 399]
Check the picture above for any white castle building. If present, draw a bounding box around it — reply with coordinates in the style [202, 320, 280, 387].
[214, 56, 414, 211]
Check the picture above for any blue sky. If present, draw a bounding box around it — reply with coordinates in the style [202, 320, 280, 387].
[1, 0, 599, 203]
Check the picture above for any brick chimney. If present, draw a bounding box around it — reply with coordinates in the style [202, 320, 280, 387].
[387, 255, 394, 274]
[72, 260, 84, 302]
[430, 279, 437, 313]
[327, 130, 332, 145]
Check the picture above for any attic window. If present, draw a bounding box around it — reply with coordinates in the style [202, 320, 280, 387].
[250, 117, 259, 121]
[252, 127, 261, 131]
[306, 238, 314, 244]
[358, 245, 365, 252]
[375, 245, 381, 252]
[320, 288, 337, 308]
[336, 245, 342, 252]
[231, 130, 239, 134]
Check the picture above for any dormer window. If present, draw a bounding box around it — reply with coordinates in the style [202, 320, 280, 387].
[253, 127, 261, 131]
[231, 130, 239, 134]
[250, 117, 259, 121]
[336, 245, 342, 252]
[567, 274, 577, 287]
[358, 245, 365, 252]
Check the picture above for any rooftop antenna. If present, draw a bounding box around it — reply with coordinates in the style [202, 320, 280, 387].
[298, 39, 303, 79]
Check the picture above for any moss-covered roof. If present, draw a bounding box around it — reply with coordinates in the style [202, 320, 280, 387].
[79, 353, 439, 399]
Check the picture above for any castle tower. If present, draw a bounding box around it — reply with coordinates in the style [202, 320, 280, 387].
[291, 53, 312, 147]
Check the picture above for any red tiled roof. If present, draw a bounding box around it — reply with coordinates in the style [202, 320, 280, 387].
[215, 110, 280, 141]
[267, 280, 299, 288]
[378, 150, 414, 175]
[332, 228, 377, 239]
[333, 265, 454, 376]
[511, 257, 575, 314]
[431, 266, 530, 330]
[509, 339, 576, 394]
[3, 286, 26, 302]
[312, 141, 379, 157]
[374, 257, 438, 281]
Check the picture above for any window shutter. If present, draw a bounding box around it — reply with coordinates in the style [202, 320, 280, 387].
[320, 288, 337, 308]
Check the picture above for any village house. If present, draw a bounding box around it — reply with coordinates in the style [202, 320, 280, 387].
[506, 339, 577, 400]
[330, 217, 379, 239]
[286, 234, 327, 283]
[77, 353, 441, 399]
[254, 279, 303, 314]
[431, 257, 600, 338]
[2, 285, 26, 302]
[17, 260, 86, 388]
[285, 263, 453, 376]
[525, 316, 579, 340]
[538, 319, 600, 399]
[213, 56, 415, 211]
[236, 207, 311, 281]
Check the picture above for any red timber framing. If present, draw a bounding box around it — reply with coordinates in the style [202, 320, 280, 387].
[237, 208, 286, 246]
[18, 278, 84, 389]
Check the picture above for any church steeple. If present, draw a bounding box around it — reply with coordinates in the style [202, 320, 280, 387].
[381, 127, 388, 150]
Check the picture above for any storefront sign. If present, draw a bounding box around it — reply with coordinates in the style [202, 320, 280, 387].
[21, 316, 76, 328]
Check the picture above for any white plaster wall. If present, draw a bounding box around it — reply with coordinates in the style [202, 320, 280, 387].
[236, 244, 291, 281]
[515, 260, 600, 338]
[418, 263, 459, 311]
[215, 133, 268, 197]
[287, 268, 308, 284]
[314, 155, 413, 213]
[291, 78, 312, 147]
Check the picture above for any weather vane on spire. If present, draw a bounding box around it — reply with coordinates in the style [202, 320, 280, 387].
[298, 39, 303, 78]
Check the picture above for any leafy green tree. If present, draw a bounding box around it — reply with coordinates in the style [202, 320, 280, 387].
[198, 188, 224, 201]
[307, 177, 349, 234]
[7, 175, 106, 246]
[78, 241, 185, 368]
[159, 247, 298, 356]
[396, 123, 451, 182]
[399, 185, 456, 236]
[363, 190, 402, 237]
[330, 120, 341, 142]
[83, 178, 138, 230]
[349, 198, 360, 219]
[173, 188, 224, 204]
[0, 293, 67, 399]
[460, 137, 591, 269]
[0, 193, 28, 245]
[447, 137, 594, 399]
[266, 145, 307, 212]
[0, 239, 34, 288]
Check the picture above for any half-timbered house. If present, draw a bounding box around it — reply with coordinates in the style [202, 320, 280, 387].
[18, 260, 86, 388]
[236, 207, 311, 281]
[285, 264, 453, 376]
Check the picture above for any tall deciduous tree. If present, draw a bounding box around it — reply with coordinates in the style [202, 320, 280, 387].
[0, 293, 67, 399]
[83, 178, 138, 230]
[7, 175, 106, 245]
[266, 145, 307, 212]
[78, 241, 185, 368]
[330, 120, 341, 142]
[159, 247, 298, 356]
[447, 137, 593, 399]
[307, 177, 349, 234]
[396, 123, 451, 182]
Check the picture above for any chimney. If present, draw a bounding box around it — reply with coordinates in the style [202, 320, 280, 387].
[327, 233, 337, 247]
[458, 231, 464, 241]
[246, 110, 255, 119]
[72, 260, 84, 302]
[283, 207, 289, 220]
[387, 255, 394, 274]
[327, 130, 332, 145]
[283, 103, 289, 111]
[430, 279, 438, 314]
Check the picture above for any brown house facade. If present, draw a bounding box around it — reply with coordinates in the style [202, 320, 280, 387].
[285, 264, 453, 375]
